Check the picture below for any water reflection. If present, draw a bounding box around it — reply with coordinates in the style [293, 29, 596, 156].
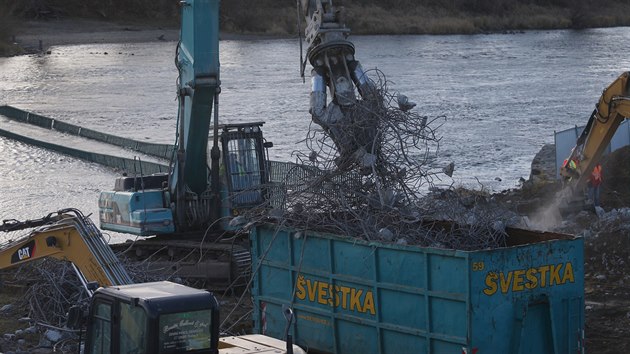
[1, 28, 630, 230]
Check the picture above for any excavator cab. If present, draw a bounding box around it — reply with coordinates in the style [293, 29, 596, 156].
[98, 122, 271, 236]
[218, 122, 271, 220]
[83, 281, 305, 354]
[84, 281, 220, 354]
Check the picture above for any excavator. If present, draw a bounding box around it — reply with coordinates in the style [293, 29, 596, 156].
[0, 209, 305, 354]
[559, 71, 630, 199]
[97, 0, 378, 238]
[95, 0, 379, 287]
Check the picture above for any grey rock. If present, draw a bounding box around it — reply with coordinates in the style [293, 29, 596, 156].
[396, 94, 416, 111]
[44, 329, 62, 342]
[378, 228, 394, 242]
[360, 152, 376, 169]
[396, 238, 408, 246]
[38, 337, 52, 348]
[443, 162, 455, 177]
[595, 206, 605, 218]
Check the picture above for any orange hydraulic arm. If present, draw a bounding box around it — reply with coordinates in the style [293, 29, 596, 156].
[560, 71, 630, 191]
[0, 209, 132, 294]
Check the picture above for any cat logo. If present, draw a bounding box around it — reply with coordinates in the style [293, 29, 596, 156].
[11, 240, 36, 264]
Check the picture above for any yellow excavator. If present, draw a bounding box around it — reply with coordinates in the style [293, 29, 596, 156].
[559, 71, 630, 204]
[0, 209, 304, 354]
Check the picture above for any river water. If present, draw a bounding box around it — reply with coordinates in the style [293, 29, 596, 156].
[1, 28, 630, 240]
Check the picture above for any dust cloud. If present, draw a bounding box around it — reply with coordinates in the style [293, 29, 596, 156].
[526, 191, 566, 231]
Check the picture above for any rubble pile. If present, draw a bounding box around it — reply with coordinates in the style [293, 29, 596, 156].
[0, 259, 85, 354]
[0, 255, 253, 353]
[601, 145, 630, 209]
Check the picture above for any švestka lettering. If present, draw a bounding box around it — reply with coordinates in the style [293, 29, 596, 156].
[483, 262, 575, 296]
[295, 275, 376, 315]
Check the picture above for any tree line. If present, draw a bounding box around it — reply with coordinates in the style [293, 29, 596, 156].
[2, 0, 630, 52]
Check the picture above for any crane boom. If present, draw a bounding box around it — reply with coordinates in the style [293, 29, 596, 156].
[561, 71, 630, 191]
[0, 209, 133, 293]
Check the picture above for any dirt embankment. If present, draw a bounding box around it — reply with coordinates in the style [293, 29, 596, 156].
[3, 19, 288, 57]
[7, 0, 630, 56]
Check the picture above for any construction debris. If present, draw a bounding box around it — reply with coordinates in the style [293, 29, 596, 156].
[236, 71, 519, 250]
[0, 254, 254, 353]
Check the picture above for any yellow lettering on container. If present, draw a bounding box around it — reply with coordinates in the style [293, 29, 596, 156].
[482, 262, 575, 296]
[483, 272, 498, 296]
[563, 262, 575, 283]
[499, 272, 513, 293]
[317, 281, 328, 305]
[525, 268, 538, 289]
[349, 289, 363, 312]
[340, 286, 350, 309]
[363, 291, 376, 315]
[296, 275, 306, 300]
[307, 280, 317, 302]
[549, 264, 562, 286]
[512, 270, 525, 291]
[294, 274, 376, 315]
[538, 265, 550, 287]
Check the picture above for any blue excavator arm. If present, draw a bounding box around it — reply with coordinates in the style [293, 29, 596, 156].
[174, 0, 220, 195]
[172, 0, 222, 231]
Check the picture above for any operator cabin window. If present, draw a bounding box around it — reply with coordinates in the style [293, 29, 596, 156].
[90, 302, 112, 354]
[119, 302, 148, 354]
[227, 138, 263, 204]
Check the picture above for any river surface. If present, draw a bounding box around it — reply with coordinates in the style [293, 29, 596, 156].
[1, 28, 630, 240]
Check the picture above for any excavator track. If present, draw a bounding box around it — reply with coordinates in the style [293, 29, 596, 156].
[110, 238, 252, 292]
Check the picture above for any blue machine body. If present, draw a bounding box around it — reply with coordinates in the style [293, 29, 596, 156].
[98, 0, 222, 235]
[98, 173, 175, 235]
[250, 223, 584, 354]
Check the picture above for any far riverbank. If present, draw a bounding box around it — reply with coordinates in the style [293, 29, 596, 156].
[4, 0, 630, 56]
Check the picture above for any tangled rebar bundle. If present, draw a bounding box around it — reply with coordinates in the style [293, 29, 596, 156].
[249, 70, 516, 250]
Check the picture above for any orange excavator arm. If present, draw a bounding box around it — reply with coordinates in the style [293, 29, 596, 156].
[560, 71, 630, 191]
[0, 209, 132, 293]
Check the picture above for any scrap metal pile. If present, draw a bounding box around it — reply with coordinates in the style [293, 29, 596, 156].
[0, 256, 249, 346]
[247, 71, 518, 251]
